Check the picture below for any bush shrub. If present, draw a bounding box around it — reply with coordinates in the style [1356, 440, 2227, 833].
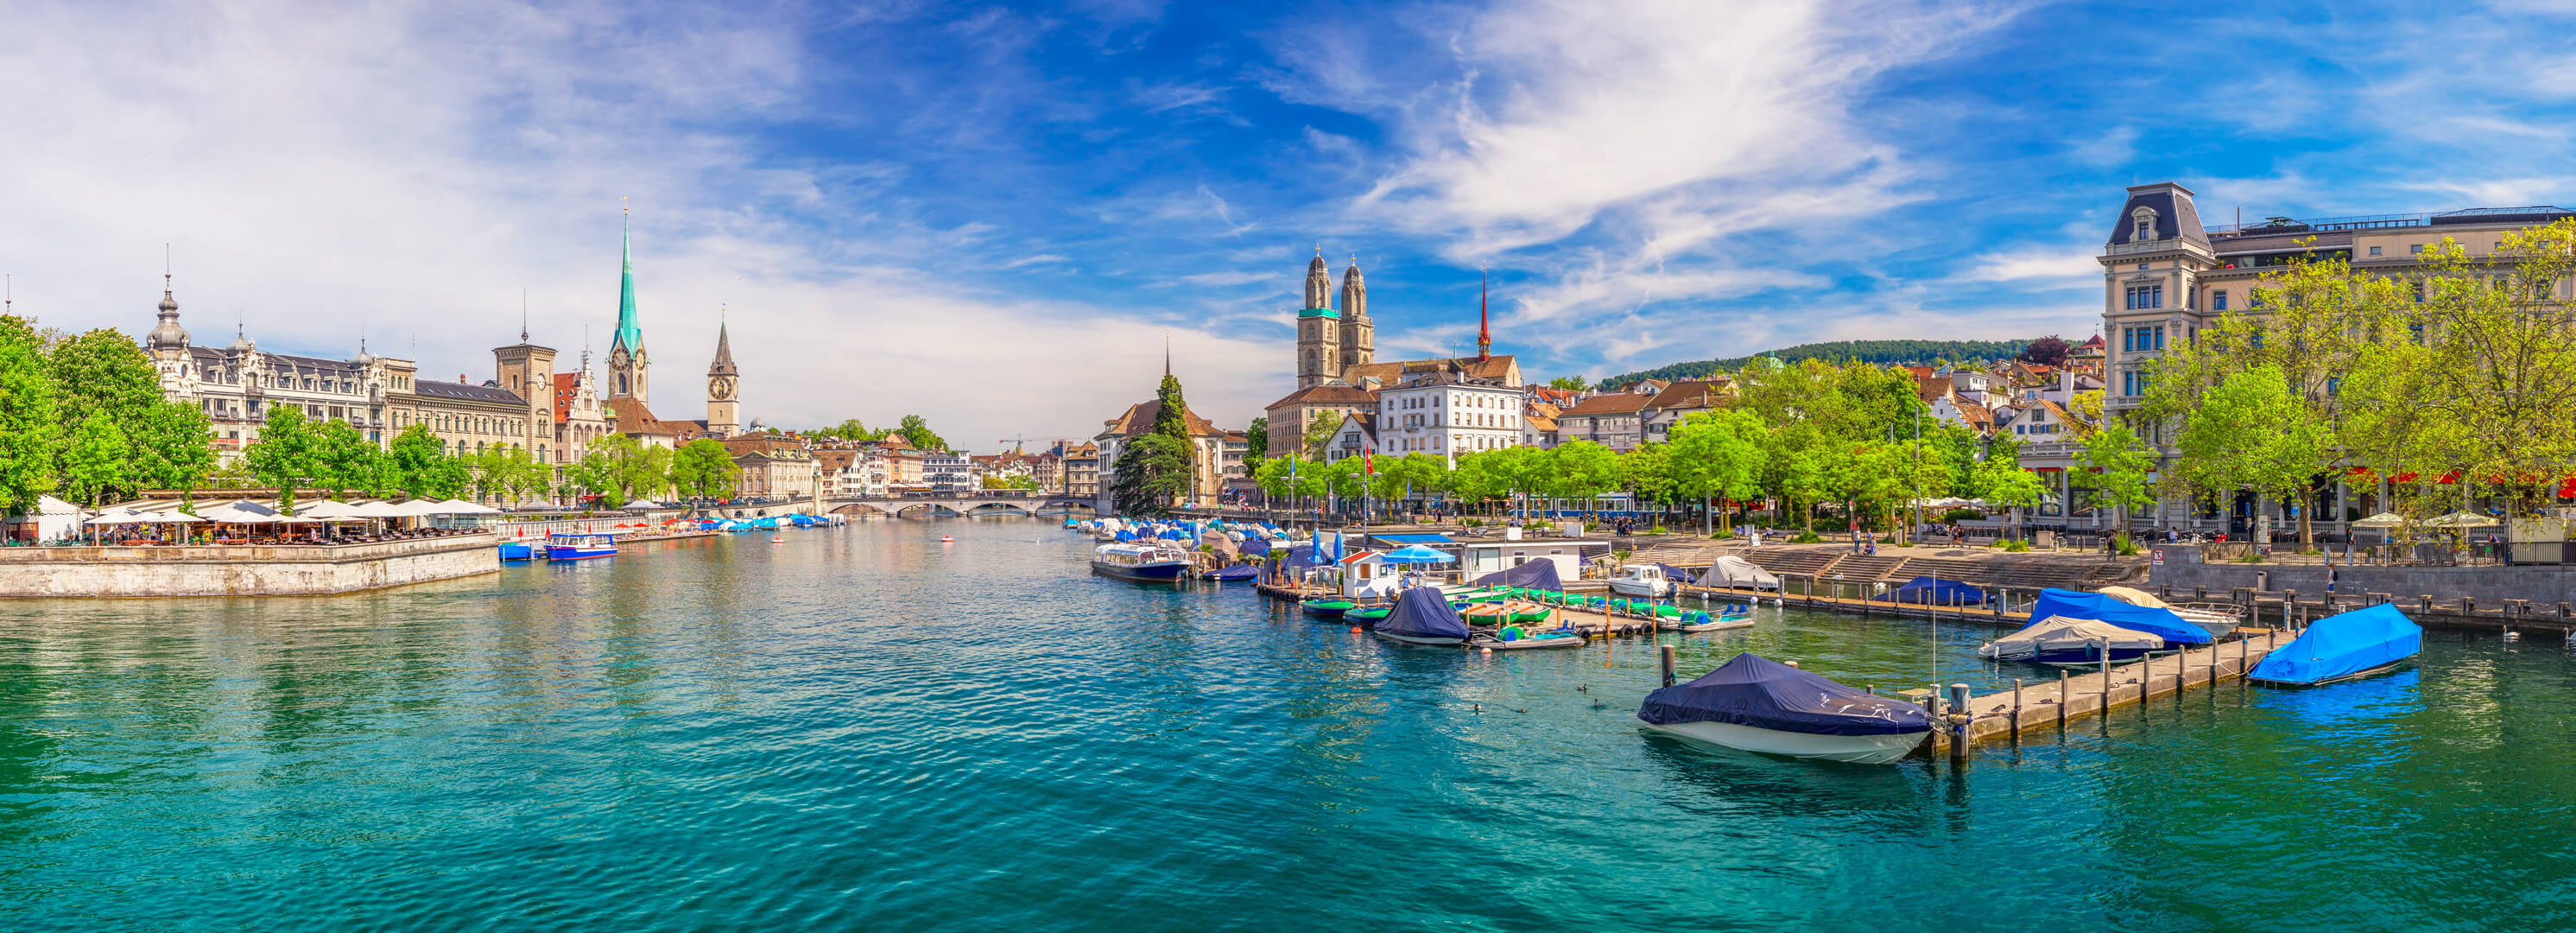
[1461, 517, 1482, 527]
[1791, 530, 1824, 543]
[1710, 530, 1735, 540]
[1940, 508, 1987, 523]
[2113, 532, 2140, 557]
[1996, 538, 2032, 553]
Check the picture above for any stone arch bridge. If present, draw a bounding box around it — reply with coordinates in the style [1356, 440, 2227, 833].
[826, 492, 1096, 518]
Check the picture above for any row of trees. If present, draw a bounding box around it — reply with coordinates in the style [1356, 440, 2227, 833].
[2139, 222, 2576, 544]
[808, 415, 949, 453]
[0, 317, 217, 513]
[1250, 358, 2074, 540]
[227, 409, 743, 513]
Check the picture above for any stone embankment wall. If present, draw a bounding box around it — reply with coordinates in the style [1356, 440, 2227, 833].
[2149, 545, 2575, 604]
[0, 535, 500, 598]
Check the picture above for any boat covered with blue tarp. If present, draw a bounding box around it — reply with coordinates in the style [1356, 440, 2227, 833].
[1469, 560, 1561, 592]
[2249, 603, 2423, 687]
[2025, 587, 2210, 645]
[1636, 653, 1933, 764]
[1874, 575, 1985, 605]
[1372, 586, 1472, 645]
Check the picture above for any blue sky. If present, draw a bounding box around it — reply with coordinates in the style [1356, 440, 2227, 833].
[9, 1, 2576, 448]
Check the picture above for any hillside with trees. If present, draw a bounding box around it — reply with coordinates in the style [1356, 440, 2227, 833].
[1597, 339, 2032, 387]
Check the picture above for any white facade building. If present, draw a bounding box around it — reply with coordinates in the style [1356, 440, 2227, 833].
[1373, 367, 1522, 465]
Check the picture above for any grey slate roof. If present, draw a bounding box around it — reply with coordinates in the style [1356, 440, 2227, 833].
[2107, 183, 2209, 248]
[414, 378, 525, 404]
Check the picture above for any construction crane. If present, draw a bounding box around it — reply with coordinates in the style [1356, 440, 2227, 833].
[997, 435, 1041, 454]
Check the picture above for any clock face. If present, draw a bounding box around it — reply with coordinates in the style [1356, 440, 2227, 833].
[711, 376, 736, 398]
[610, 347, 630, 368]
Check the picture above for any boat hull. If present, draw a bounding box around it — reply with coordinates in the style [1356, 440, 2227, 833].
[1371, 629, 1467, 645]
[547, 547, 616, 561]
[1092, 561, 1189, 583]
[1643, 720, 1929, 765]
[497, 542, 536, 562]
[2250, 657, 2415, 688]
[1301, 601, 1354, 618]
[1608, 580, 1671, 599]
[1668, 614, 1756, 632]
[1474, 633, 1585, 650]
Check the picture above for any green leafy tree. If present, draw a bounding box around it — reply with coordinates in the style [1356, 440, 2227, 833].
[130, 401, 215, 505]
[57, 415, 132, 507]
[1298, 409, 1344, 460]
[2076, 424, 2156, 535]
[310, 419, 383, 501]
[1547, 376, 1590, 392]
[669, 438, 740, 506]
[1244, 416, 1268, 463]
[387, 423, 469, 500]
[896, 415, 948, 453]
[2173, 365, 2335, 544]
[1668, 409, 1768, 533]
[243, 407, 321, 513]
[0, 314, 62, 515]
[1547, 441, 1623, 517]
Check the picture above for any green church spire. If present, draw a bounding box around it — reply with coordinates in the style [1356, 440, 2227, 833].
[612, 209, 643, 354]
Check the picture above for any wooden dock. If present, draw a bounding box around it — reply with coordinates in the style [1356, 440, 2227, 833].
[1915, 627, 2290, 758]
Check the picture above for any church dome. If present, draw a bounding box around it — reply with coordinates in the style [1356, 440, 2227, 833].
[226, 327, 255, 355]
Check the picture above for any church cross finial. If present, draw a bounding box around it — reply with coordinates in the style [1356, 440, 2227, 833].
[521, 289, 529, 342]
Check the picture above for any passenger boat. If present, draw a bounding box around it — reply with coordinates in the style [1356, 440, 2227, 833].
[1090, 543, 1192, 583]
[545, 532, 618, 561]
[1665, 607, 1756, 632]
[1607, 564, 1676, 599]
[497, 540, 537, 562]
[1637, 653, 1934, 764]
[2250, 603, 2424, 687]
[1977, 615, 2163, 666]
[1371, 587, 1472, 645]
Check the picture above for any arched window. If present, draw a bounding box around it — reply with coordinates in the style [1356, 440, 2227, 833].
[2131, 206, 2158, 242]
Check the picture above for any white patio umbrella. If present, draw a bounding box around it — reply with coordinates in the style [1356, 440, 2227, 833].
[123, 511, 206, 524]
[434, 498, 503, 515]
[198, 500, 288, 523]
[298, 500, 369, 520]
[351, 500, 411, 518]
[2424, 511, 2501, 529]
[2350, 511, 2406, 529]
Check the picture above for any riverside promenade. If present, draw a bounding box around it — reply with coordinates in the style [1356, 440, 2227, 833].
[0, 533, 499, 598]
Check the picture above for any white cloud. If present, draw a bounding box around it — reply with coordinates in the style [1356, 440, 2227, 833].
[1959, 246, 2100, 283]
[0, 0, 1273, 448]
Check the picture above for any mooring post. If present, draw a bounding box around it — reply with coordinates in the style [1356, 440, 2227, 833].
[2421, 594, 2434, 616]
[2011, 678, 2023, 734]
[2097, 641, 2111, 711]
[2059, 670, 2071, 727]
[1948, 683, 1972, 759]
[1658, 644, 1676, 689]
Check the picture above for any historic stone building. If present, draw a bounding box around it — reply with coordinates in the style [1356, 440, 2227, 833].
[1269, 254, 1522, 458]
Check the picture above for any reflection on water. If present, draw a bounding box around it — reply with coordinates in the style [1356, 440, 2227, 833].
[1, 517, 2572, 930]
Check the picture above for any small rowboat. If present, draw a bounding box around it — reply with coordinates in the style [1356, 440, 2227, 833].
[1301, 599, 1357, 619]
[1473, 625, 1586, 651]
[1345, 606, 1393, 625]
[1665, 609, 1756, 632]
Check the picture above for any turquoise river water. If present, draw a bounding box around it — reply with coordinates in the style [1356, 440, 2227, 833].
[3, 518, 2573, 930]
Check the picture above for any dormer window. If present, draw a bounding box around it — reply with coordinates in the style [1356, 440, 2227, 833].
[2131, 206, 2159, 242]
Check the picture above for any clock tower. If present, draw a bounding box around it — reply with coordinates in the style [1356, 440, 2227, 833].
[608, 210, 650, 405]
[706, 320, 739, 438]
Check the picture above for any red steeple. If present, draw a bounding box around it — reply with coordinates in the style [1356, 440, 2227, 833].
[1477, 268, 1491, 361]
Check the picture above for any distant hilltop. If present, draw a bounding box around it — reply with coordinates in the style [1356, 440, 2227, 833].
[1598, 338, 2035, 387]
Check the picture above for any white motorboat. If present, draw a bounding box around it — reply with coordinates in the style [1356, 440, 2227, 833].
[1637, 653, 1933, 765]
[1090, 543, 1192, 583]
[1607, 563, 1676, 599]
[1642, 719, 1930, 765]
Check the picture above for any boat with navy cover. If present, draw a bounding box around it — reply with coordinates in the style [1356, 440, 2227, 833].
[2249, 602, 2423, 687]
[1372, 587, 1474, 645]
[1977, 614, 2164, 665]
[1637, 653, 1933, 764]
[1201, 563, 1258, 581]
[1665, 607, 1756, 632]
[1090, 543, 1192, 583]
[545, 532, 618, 562]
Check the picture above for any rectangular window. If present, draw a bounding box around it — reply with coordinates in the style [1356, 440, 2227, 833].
[2369, 246, 2382, 257]
[2410, 244, 2424, 254]
[2213, 290, 2228, 311]
[2154, 325, 2166, 350]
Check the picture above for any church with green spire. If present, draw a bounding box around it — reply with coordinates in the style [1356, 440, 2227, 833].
[608, 210, 650, 406]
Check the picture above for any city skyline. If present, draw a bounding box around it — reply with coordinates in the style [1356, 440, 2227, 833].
[8, 2, 2576, 445]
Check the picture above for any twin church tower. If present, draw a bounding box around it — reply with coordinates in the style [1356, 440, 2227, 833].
[1294, 249, 1375, 389]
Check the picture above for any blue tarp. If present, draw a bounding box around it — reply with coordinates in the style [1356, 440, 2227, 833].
[1472, 560, 1561, 591]
[2249, 603, 2423, 686]
[2025, 588, 2211, 645]
[1278, 544, 1326, 574]
[1377, 586, 1472, 641]
[1637, 653, 1932, 737]
[1874, 575, 1987, 605]
[1656, 563, 1697, 586]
